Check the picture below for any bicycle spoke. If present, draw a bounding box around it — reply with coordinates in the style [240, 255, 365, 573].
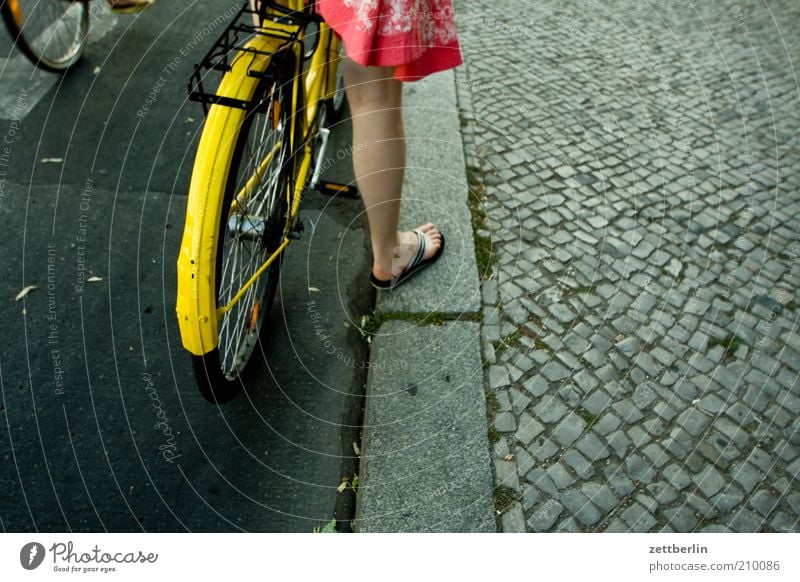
[215, 83, 290, 379]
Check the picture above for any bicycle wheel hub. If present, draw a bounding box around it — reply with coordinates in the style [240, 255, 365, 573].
[227, 214, 265, 241]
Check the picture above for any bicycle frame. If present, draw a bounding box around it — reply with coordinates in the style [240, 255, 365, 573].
[176, 0, 341, 355]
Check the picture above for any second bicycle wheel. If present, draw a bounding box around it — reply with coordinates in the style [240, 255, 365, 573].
[1, 0, 89, 72]
[192, 78, 295, 404]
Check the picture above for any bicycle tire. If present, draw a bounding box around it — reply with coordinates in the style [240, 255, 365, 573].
[1, 0, 89, 72]
[191, 76, 295, 404]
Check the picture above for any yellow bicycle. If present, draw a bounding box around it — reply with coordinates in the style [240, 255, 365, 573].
[175, 0, 350, 403]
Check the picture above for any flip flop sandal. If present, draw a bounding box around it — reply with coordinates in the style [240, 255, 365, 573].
[107, 0, 154, 14]
[370, 229, 446, 291]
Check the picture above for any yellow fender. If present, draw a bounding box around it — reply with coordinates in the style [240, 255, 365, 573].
[176, 33, 298, 355]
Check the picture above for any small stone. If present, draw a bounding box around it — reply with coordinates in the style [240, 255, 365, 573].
[666, 258, 682, 278]
[522, 374, 549, 398]
[560, 490, 602, 526]
[529, 437, 559, 462]
[581, 483, 619, 512]
[728, 508, 766, 532]
[549, 303, 577, 323]
[489, 365, 510, 389]
[541, 360, 571, 382]
[494, 458, 521, 493]
[588, 215, 609, 229]
[509, 388, 532, 415]
[515, 412, 545, 446]
[552, 412, 588, 447]
[606, 430, 631, 458]
[749, 489, 779, 518]
[712, 490, 745, 513]
[522, 484, 540, 511]
[533, 397, 569, 424]
[692, 465, 726, 498]
[663, 507, 698, 531]
[501, 505, 526, 532]
[527, 499, 564, 531]
[730, 462, 764, 493]
[546, 462, 576, 489]
[677, 408, 711, 436]
[616, 336, 641, 356]
[494, 409, 517, 432]
[563, 449, 594, 478]
[663, 464, 692, 490]
[621, 502, 657, 532]
[626, 454, 657, 484]
[554, 165, 576, 179]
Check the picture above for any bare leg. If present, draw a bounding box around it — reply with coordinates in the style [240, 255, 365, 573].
[342, 57, 442, 282]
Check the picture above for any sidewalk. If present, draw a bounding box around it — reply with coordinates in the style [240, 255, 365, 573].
[453, 0, 800, 532]
[352, 70, 495, 532]
[355, 0, 799, 533]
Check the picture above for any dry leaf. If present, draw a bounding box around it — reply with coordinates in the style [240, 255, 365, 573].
[308, 286, 320, 293]
[336, 479, 348, 493]
[352, 442, 361, 456]
[504, 454, 514, 461]
[87, 276, 103, 282]
[15, 285, 38, 300]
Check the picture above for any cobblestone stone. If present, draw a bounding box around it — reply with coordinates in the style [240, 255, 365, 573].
[730, 462, 765, 494]
[529, 437, 559, 462]
[621, 503, 657, 532]
[494, 412, 517, 433]
[527, 500, 564, 532]
[560, 490, 603, 527]
[663, 507, 699, 531]
[692, 465, 727, 498]
[552, 413, 588, 448]
[547, 463, 577, 490]
[729, 508, 766, 532]
[515, 413, 545, 446]
[494, 459, 521, 493]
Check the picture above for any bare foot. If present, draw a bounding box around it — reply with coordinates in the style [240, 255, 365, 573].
[372, 223, 443, 282]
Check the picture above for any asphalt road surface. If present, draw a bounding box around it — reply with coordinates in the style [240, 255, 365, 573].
[0, 0, 372, 532]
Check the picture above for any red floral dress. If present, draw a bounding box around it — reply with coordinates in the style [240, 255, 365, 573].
[317, 0, 462, 82]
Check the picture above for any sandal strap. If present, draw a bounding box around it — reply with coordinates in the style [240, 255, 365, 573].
[408, 230, 427, 271]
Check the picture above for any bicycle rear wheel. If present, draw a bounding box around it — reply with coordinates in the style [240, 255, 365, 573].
[191, 78, 295, 404]
[1, 0, 89, 72]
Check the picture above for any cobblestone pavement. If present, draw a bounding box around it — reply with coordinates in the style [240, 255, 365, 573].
[453, 0, 800, 532]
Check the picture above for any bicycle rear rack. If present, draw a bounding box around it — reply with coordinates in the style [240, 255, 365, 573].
[187, 1, 318, 116]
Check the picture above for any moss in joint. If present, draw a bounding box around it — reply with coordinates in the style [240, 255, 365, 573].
[362, 311, 479, 336]
[493, 485, 517, 514]
[708, 334, 744, 358]
[485, 389, 501, 414]
[492, 329, 524, 357]
[466, 165, 494, 280]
